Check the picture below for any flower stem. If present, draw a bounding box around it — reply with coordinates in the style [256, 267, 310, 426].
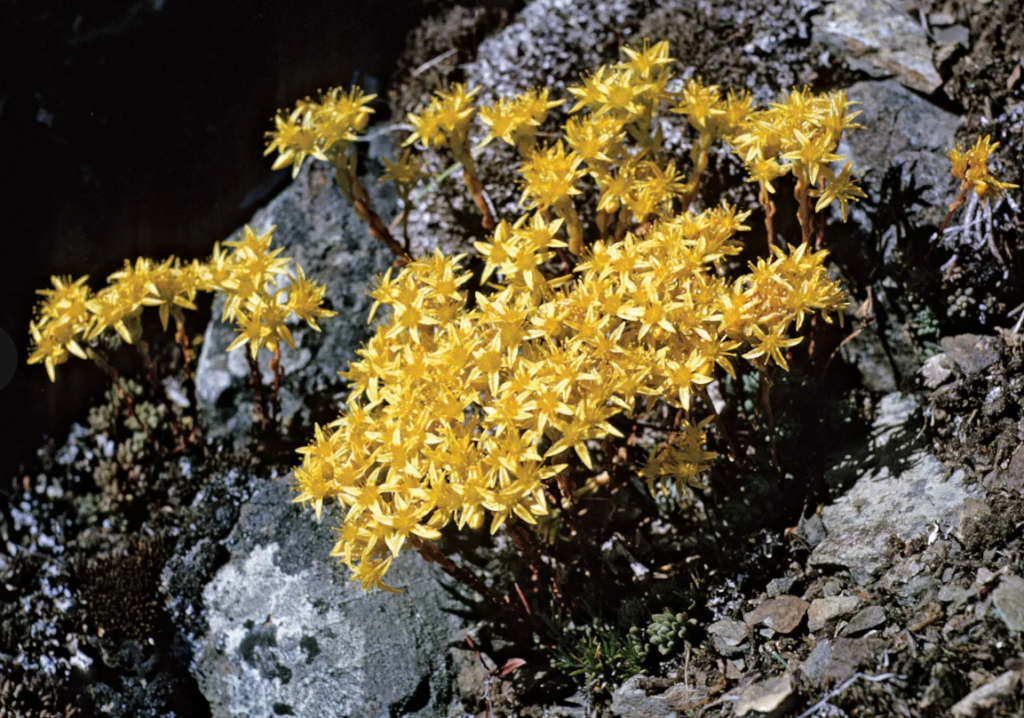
[456, 149, 496, 231]
[505, 521, 561, 602]
[681, 131, 714, 212]
[815, 175, 827, 250]
[937, 182, 971, 238]
[755, 363, 779, 470]
[696, 387, 741, 463]
[334, 161, 411, 263]
[87, 348, 157, 450]
[269, 345, 283, 423]
[136, 339, 182, 442]
[246, 351, 268, 431]
[409, 535, 504, 605]
[759, 183, 777, 251]
[794, 174, 814, 245]
[174, 320, 199, 432]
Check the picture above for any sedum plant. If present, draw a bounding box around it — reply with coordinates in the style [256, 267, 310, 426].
[283, 40, 860, 593]
[204, 225, 336, 425]
[940, 134, 1018, 236]
[27, 226, 334, 435]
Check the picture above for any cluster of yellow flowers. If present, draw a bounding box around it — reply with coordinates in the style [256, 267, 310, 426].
[404, 83, 497, 229]
[946, 135, 1018, 203]
[28, 226, 333, 385]
[206, 226, 336, 361]
[293, 204, 847, 590]
[287, 40, 859, 592]
[264, 86, 376, 179]
[28, 259, 201, 382]
[478, 88, 565, 155]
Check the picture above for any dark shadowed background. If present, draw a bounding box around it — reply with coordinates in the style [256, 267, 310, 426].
[0, 0, 491, 478]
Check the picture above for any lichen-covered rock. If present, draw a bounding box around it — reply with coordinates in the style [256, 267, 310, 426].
[189, 478, 463, 718]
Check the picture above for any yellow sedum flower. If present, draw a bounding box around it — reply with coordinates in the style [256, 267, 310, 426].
[947, 134, 1019, 203]
[405, 83, 479, 150]
[204, 225, 336, 361]
[265, 87, 376, 177]
[478, 88, 563, 154]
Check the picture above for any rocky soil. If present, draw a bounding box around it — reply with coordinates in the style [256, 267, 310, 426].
[2, 0, 1023, 716]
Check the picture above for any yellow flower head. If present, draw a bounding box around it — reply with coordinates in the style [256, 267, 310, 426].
[948, 135, 1019, 203]
[478, 89, 563, 150]
[313, 85, 376, 153]
[518, 141, 586, 210]
[617, 39, 674, 81]
[405, 83, 479, 149]
[672, 77, 724, 133]
[564, 114, 624, 165]
[380, 149, 425, 188]
[264, 87, 375, 177]
[264, 102, 325, 178]
[34, 275, 91, 329]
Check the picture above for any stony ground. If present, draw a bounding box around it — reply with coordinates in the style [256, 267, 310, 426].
[2, 0, 1023, 716]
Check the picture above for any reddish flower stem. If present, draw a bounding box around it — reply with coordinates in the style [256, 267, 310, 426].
[409, 535, 504, 605]
[269, 345, 283, 423]
[246, 352, 268, 431]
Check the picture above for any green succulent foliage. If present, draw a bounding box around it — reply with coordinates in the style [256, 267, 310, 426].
[647, 608, 697, 656]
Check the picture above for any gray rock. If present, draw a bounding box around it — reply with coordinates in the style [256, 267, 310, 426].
[743, 596, 809, 635]
[937, 583, 972, 609]
[921, 662, 969, 711]
[708, 620, 750, 657]
[822, 578, 845, 598]
[933, 24, 970, 48]
[839, 605, 886, 636]
[833, 82, 959, 390]
[819, 637, 880, 685]
[796, 513, 827, 549]
[766, 577, 797, 598]
[812, 0, 942, 93]
[190, 478, 463, 718]
[901, 575, 941, 606]
[734, 674, 794, 717]
[921, 353, 954, 389]
[610, 675, 673, 718]
[990, 443, 1024, 494]
[951, 671, 1021, 718]
[957, 498, 994, 550]
[195, 153, 397, 442]
[811, 393, 974, 584]
[839, 80, 958, 218]
[808, 596, 862, 632]
[941, 335, 1000, 375]
[920, 663, 966, 711]
[992, 575, 1024, 633]
[982, 386, 1008, 418]
[878, 558, 924, 595]
[800, 639, 833, 684]
[975, 567, 997, 586]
